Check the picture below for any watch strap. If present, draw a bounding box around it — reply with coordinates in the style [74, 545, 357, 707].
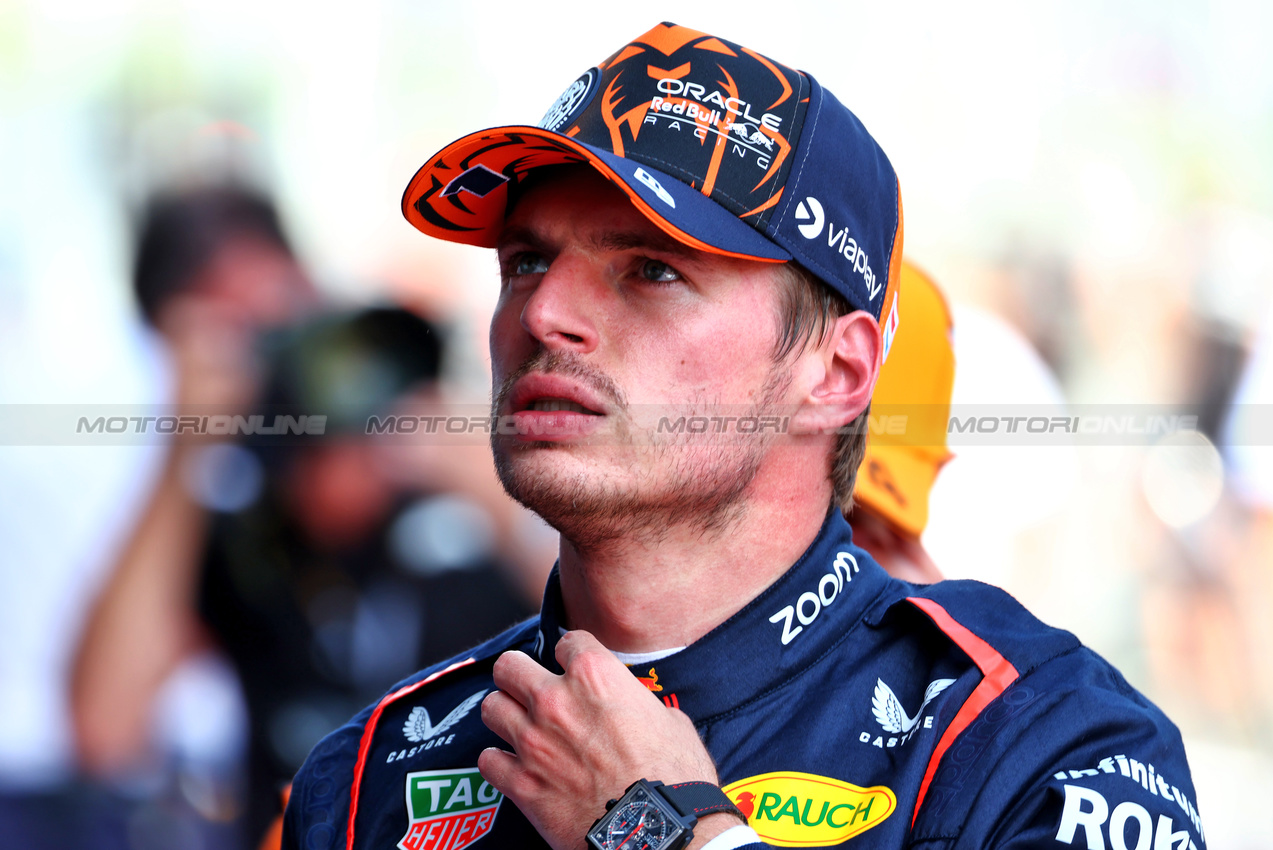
[659, 781, 745, 823]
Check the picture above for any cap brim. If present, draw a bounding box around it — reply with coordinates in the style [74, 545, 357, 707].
[853, 444, 952, 539]
[402, 126, 791, 263]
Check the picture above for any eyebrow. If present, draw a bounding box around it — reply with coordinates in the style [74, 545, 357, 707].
[591, 229, 692, 257]
[496, 224, 694, 259]
[496, 225, 550, 254]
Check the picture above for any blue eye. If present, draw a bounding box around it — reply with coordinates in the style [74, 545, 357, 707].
[639, 260, 680, 283]
[513, 254, 550, 276]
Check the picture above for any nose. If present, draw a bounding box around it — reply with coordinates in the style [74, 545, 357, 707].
[519, 253, 601, 354]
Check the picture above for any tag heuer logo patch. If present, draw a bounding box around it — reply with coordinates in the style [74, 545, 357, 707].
[400, 768, 503, 850]
[404, 690, 487, 743]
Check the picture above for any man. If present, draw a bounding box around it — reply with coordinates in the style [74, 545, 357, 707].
[71, 186, 317, 848]
[848, 261, 953, 585]
[284, 23, 1205, 850]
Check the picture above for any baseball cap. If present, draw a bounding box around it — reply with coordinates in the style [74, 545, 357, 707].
[402, 22, 903, 335]
[852, 261, 955, 538]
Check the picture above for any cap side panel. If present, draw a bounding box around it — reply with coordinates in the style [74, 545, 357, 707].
[767, 82, 849, 300]
[769, 81, 822, 236]
[766, 78, 899, 320]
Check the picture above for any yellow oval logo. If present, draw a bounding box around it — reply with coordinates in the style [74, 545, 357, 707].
[721, 771, 895, 846]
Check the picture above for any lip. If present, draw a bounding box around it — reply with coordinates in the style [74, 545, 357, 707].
[507, 374, 609, 416]
[502, 373, 609, 442]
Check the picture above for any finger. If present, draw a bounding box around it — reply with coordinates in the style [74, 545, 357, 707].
[554, 629, 610, 672]
[556, 630, 642, 699]
[476, 746, 521, 799]
[491, 649, 555, 708]
[480, 689, 531, 749]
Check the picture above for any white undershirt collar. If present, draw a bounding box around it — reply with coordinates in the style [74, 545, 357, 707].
[557, 627, 685, 666]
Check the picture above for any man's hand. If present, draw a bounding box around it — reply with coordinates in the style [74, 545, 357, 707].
[478, 631, 737, 850]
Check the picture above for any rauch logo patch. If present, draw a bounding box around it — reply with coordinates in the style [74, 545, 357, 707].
[399, 767, 503, 850]
[722, 771, 894, 845]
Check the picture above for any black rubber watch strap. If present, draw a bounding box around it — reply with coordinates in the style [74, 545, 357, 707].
[660, 781, 745, 822]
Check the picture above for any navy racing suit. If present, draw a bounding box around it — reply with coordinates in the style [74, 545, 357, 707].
[283, 509, 1206, 850]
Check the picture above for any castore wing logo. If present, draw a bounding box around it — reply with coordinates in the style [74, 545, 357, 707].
[404, 690, 487, 743]
[872, 678, 953, 734]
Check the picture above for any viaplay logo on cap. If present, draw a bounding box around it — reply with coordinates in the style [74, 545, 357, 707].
[794, 195, 881, 302]
[399, 768, 503, 850]
[795, 197, 824, 239]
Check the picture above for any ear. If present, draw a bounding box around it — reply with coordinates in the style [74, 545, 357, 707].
[789, 310, 880, 435]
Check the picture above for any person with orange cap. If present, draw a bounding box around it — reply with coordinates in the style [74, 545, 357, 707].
[848, 261, 954, 584]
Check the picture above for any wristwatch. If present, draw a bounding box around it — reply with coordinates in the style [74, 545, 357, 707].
[586, 779, 744, 850]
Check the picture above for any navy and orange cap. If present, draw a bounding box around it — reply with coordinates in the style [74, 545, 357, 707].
[402, 22, 903, 332]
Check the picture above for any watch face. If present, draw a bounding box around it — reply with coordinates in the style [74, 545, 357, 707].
[588, 784, 685, 850]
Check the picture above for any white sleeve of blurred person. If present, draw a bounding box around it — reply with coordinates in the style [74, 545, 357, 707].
[0, 322, 168, 791]
[922, 304, 1079, 589]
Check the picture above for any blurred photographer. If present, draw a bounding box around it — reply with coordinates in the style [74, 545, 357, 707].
[73, 187, 552, 845]
[70, 186, 318, 846]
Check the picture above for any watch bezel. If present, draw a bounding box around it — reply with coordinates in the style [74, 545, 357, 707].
[586, 780, 693, 850]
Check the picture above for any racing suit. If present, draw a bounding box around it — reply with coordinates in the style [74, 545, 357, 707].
[282, 509, 1206, 850]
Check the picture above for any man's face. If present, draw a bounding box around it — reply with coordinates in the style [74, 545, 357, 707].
[489, 166, 799, 545]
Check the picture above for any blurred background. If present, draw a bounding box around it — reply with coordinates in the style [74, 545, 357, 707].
[1, 0, 1271, 847]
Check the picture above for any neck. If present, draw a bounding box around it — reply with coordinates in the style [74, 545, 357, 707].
[556, 446, 834, 653]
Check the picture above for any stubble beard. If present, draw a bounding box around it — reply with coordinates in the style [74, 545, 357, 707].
[491, 351, 791, 551]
